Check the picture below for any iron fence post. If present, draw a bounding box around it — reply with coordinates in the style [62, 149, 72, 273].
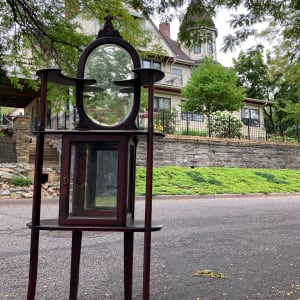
[228, 115, 231, 138]
[208, 114, 211, 137]
[162, 109, 165, 133]
[184, 112, 189, 135]
[64, 112, 67, 129]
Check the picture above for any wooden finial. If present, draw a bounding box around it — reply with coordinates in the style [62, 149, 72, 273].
[97, 15, 121, 38]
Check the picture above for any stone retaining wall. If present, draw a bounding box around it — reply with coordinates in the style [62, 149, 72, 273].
[13, 116, 31, 164]
[0, 163, 59, 199]
[0, 137, 16, 162]
[137, 135, 300, 169]
[0, 116, 31, 164]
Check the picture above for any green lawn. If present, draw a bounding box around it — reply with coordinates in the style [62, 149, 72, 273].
[135, 166, 300, 196]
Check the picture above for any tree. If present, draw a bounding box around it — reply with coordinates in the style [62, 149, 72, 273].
[182, 58, 244, 116]
[269, 48, 300, 123]
[233, 45, 272, 100]
[232, 45, 277, 123]
[0, 0, 151, 81]
[2, 1, 298, 74]
[0, 45, 6, 91]
[2, 0, 299, 60]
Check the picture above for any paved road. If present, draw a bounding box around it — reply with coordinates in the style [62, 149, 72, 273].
[1, 195, 300, 300]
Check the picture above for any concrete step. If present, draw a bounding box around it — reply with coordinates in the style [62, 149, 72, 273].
[29, 137, 59, 166]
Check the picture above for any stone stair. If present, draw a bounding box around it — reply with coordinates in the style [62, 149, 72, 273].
[29, 136, 60, 167]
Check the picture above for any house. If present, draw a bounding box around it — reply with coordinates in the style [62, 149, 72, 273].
[139, 18, 271, 139]
[0, 11, 270, 140]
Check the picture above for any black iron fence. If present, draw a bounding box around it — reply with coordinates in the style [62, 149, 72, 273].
[27, 110, 300, 144]
[148, 110, 300, 143]
[1, 113, 18, 127]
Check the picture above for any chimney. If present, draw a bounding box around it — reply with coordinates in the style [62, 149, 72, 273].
[159, 22, 170, 38]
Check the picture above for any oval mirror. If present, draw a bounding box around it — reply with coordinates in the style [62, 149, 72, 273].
[83, 44, 134, 127]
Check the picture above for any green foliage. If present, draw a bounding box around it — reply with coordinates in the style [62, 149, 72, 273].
[178, 129, 208, 137]
[278, 96, 300, 124]
[11, 176, 33, 187]
[178, 0, 216, 49]
[182, 58, 244, 115]
[268, 47, 300, 124]
[128, 0, 185, 20]
[1, 0, 151, 91]
[154, 108, 177, 134]
[233, 45, 272, 100]
[0, 128, 13, 138]
[210, 111, 242, 138]
[255, 172, 289, 185]
[0, 45, 6, 92]
[135, 167, 300, 196]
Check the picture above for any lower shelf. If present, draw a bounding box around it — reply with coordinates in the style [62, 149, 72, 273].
[27, 219, 163, 232]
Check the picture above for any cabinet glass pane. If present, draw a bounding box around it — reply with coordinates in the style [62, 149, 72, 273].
[68, 142, 119, 216]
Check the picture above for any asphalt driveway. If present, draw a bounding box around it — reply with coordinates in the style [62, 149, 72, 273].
[1, 195, 300, 299]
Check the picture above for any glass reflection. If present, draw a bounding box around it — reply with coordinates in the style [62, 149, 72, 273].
[68, 142, 119, 216]
[83, 44, 134, 126]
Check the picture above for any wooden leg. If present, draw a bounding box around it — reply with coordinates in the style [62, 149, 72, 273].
[69, 230, 82, 300]
[143, 230, 152, 300]
[124, 232, 134, 300]
[27, 228, 40, 300]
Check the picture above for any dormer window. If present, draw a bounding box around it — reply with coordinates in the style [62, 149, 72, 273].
[194, 43, 201, 54]
[207, 39, 213, 55]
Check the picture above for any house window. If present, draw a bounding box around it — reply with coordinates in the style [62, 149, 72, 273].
[181, 100, 204, 122]
[207, 39, 213, 55]
[142, 59, 161, 70]
[170, 68, 182, 85]
[142, 59, 151, 68]
[242, 108, 260, 127]
[172, 68, 182, 76]
[181, 112, 204, 122]
[154, 97, 171, 112]
[181, 101, 204, 122]
[153, 61, 161, 70]
[194, 43, 201, 54]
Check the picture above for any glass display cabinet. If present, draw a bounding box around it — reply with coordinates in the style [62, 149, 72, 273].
[27, 16, 164, 300]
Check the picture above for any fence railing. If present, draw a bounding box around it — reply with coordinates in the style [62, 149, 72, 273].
[29, 110, 300, 144]
[1, 113, 21, 128]
[147, 110, 300, 143]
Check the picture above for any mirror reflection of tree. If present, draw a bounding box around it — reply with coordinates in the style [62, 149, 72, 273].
[83, 44, 134, 126]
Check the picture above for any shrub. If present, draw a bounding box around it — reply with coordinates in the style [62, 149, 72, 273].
[11, 176, 33, 186]
[154, 108, 177, 134]
[210, 111, 242, 138]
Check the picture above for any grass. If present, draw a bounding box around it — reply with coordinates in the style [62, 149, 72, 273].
[177, 129, 208, 137]
[95, 196, 117, 207]
[135, 166, 300, 196]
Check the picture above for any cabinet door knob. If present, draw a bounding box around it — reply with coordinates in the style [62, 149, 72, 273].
[62, 175, 69, 185]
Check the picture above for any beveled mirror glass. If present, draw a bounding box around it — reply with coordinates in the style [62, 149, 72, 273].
[83, 44, 134, 127]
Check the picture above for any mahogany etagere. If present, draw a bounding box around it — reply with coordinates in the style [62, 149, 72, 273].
[27, 16, 164, 300]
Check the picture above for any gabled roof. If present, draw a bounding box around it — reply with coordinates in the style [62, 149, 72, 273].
[244, 97, 273, 106]
[144, 19, 194, 65]
[161, 34, 194, 64]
